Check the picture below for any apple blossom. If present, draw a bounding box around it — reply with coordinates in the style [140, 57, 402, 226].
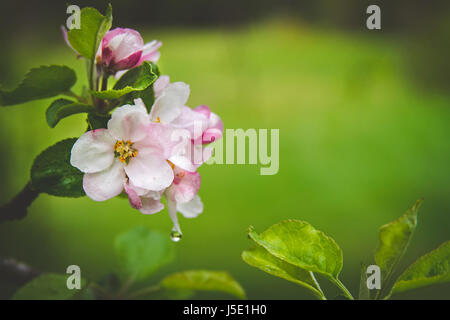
[70, 102, 176, 201]
[96, 28, 162, 73]
[165, 167, 204, 234]
[152, 76, 224, 144]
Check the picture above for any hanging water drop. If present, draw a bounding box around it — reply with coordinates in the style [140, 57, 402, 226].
[170, 229, 182, 242]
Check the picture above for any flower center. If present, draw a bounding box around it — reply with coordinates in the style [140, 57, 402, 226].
[114, 140, 138, 164]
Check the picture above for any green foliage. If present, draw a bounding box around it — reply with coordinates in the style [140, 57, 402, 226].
[388, 241, 450, 298]
[131, 85, 155, 112]
[91, 62, 158, 100]
[0, 66, 76, 106]
[244, 220, 349, 299]
[358, 262, 370, 300]
[46, 99, 92, 128]
[374, 199, 422, 298]
[30, 138, 84, 197]
[67, 5, 112, 60]
[161, 270, 246, 299]
[247, 220, 343, 279]
[242, 244, 324, 299]
[114, 226, 175, 281]
[12, 274, 85, 300]
[87, 112, 111, 130]
[243, 201, 449, 300]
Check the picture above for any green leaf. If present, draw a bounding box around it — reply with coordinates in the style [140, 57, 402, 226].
[87, 112, 111, 130]
[46, 99, 92, 128]
[114, 226, 175, 281]
[161, 270, 246, 299]
[358, 262, 370, 300]
[30, 138, 84, 197]
[387, 241, 450, 298]
[67, 5, 112, 59]
[374, 199, 422, 296]
[0, 66, 76, 106]
[91, 61, 158, 100]
[247, 220, 343, 280]
[129, 84, 155, 113]
[12, 273, 85, 300]
[242, 245, 325, 299]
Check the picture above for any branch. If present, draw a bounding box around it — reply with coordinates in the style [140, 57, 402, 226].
[0, 257, 40, 286]
[0, 182, 40, 223]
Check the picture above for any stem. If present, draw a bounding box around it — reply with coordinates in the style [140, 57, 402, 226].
[0, 256, 40, 284]
[332, 278, 355, 300]
[95, 73, 111, 114]
[101, 73, 109, 91]
[0, 182, 40, 223]
[309, 271, 327, 300]
[126, 285, 162, 299]
[88, 59, 95, 92]
[90, 283, 113, 300]
[115, 276, 135, 299]
[63, 91, 88, 104]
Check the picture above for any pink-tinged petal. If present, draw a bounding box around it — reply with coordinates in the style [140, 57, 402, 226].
[102, 28, 129, 45]
[142, 51, 160, 63]
[139, 40, 162, 63]
[193, 105, 211, 118]
[142, 190, 163, 199]
[142, 40, 162, 56]
[134, 123, 182, 160]
[167, 169, 201, 204]
[102, 28, 143, 61]
[168, 155, 196, 173]
[140, 197, 164, 215]
[107, 104, 149, 142]
[167, 136, 195, 172]
[61, 26, 79, 55]
[170, 106, 209, 140]
[70, 129, 115, 173]
[125, 151, 174, 191]
[133, 98, 148, 113]
[114, 50, 142, 70]
[153, 75, 170, 97]
[202, 128, 223, 144]
[124, 181, 142, 209]
[114, 70, 127, 79]
[177, 195, 203, 218]
[170, 140, 210, 170]
[202, 112, 224, 144]
[149, 82, 190, 123]
[196, 146, 213, 169]
[167, 197, 181, 234]
[83, 160, 125, 201]
[127, 179, 150, 196]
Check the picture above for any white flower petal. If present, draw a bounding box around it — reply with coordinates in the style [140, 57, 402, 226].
[70, 129, 115, 173]
[107, 104, 149, 142]
[125, 152, 174, 191]
[149, 82, 190, 123]
[140, 197, 164, 215]
[167, 197, 181, 233]
[153, 75, 170, 97]
[83, 160, 125, 201]
[177, 195, 203, 218]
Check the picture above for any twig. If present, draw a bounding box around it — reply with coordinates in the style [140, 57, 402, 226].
[0, 182, 40, 223]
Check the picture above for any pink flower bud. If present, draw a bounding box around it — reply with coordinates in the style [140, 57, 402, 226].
[99, 28, 144, 72]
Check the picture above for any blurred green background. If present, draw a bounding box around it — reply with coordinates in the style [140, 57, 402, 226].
[0, 1, 449, 299]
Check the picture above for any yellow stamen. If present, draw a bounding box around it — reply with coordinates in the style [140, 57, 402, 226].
[114, 140, 138, 164]
[167, 160, 175, 170]
[177, 171, 185, 178]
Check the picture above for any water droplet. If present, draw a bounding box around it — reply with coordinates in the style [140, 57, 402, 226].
[170, 229, 182, 242]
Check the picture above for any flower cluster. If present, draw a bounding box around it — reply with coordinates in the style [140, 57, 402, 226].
[69, 28, 223, 236]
